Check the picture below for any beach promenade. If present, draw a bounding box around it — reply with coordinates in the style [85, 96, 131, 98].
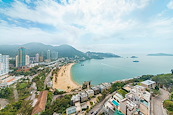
[53, 63, 81, 92]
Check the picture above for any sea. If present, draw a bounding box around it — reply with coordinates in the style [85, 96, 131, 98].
[71, 55, 173, 85]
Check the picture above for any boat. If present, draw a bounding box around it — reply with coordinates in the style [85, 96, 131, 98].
[133, 60, 139, 62]
[81, 64, 84, 66]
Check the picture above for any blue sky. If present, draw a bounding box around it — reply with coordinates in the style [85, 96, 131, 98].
[0, 0, 173, 54]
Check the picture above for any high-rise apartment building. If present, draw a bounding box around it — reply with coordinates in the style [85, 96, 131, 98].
[0, 54, 9, 76]
[26, 55, 30, 65]
[18, 47, 26, 67]
[16, 47, 30, 67]
[47, 50, 51, 61]
[35, 53, 40, 62]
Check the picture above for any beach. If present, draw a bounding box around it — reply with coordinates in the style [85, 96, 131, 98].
[53, 63, 81, 92]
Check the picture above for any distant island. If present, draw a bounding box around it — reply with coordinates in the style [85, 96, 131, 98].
[131, 56, 138, 58]
[148, 53, 173, 56]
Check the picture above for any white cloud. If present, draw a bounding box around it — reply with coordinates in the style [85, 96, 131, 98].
[1, 0, 173, 53]
[0, 0, 151, 37]
[167, 0, 173, 9]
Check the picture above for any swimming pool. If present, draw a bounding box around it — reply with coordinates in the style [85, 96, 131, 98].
[112, 100, 120, 106]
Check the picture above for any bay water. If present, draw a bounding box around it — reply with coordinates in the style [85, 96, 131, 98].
[71, 56, 173, 85]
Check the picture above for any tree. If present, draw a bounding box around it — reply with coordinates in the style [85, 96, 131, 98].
[171, 92, 173, 101]
[155, 86, 159, 91]
[17, 100, 33, 115]
[0, 87, 13, 99]
[67, 86, 70, 89]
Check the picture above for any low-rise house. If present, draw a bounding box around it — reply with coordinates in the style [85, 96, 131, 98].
[120, 98, 138, 115]
[123, 85, 133, 92]
[141, 80, 156, 89]
[32, 91, 48, 115]
[97, 84, 106, 93]
[66, 106, 77, 115]
[125, 85, 151, 115]
[80, 92, 88, 102]
[103, 94, 124, 115]
[81, 102, 88, 110]
[113, 93, 124, 103]
[91, 86, 100, 95]
[102, 82, 111, 89]
[85, 89, 94, 98]
[103, 100, 115, 115]
[71, 94, 80, 103]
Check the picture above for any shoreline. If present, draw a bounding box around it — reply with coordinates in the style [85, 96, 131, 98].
[53, 63, 81, 92]
[70, 63, 81, 86]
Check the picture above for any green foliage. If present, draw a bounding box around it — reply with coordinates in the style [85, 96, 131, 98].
[126, 75, 154, 83]
[32, 68, 50, 91]
[17, 100, 33, 115]
[90, 101, 93, 106]
[0, 100, 33, 115]
[53, 90, 66, 95]
[151, 89, 160, 97]
[0, 100, 23, 114]
[45, 92, 53, 110]
[155, 86, 159, 90]
[171, 92, 173, 101]
[16, 82, 31, 99]
[117, 89, 128, 97]
[109, 82, 126, 93]
[42, 95, 72, 115]
[10, 66, 40, 76]
[0, 87, 13, 99]
[52, 68, 59, 76]
[152, 74, 173, 92]
[164, 100, 173, 112]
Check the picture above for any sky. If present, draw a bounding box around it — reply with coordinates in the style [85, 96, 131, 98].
[0, 0, 173, 54]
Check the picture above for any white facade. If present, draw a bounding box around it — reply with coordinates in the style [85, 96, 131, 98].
[35, 53, 39, 62]
[15, 55, 18, 67]
[0, 54, 9, 76]
[26, 55, 30, 65]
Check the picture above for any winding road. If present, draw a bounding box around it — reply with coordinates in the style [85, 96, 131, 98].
[152, 88, 170, 115]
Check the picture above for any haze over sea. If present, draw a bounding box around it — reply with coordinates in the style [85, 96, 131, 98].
[72, 55, 173, 85]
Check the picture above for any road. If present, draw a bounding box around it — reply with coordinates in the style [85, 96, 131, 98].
[88, 92, 116, 115]
[0, 98, 9, 109]
[152, 88, 170, 115]
[44, 69, 53, 89]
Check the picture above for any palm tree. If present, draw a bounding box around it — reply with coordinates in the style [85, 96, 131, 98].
[67, 86, 70, 89]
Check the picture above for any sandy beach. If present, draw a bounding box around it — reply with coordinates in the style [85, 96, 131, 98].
[53, 63, 81, 92]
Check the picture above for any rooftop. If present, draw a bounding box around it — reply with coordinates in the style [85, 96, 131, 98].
[80, 92, 88, 98]
[141, 80, 156, 85]
[91, 86, 100, 90]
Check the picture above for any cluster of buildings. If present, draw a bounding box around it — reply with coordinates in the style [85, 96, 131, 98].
[66, 83, 112, 115]
[15, 47, 59, 68]
[0, 47, 60, 88]
[0, 75, 24, 88]
[103, 80, 156, 115]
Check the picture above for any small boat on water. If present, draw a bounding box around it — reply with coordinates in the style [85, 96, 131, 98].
[81, 64, 84, 66]
[133, 60, 139, 62]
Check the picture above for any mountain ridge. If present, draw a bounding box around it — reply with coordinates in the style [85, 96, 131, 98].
[0, 42, 120, 59]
